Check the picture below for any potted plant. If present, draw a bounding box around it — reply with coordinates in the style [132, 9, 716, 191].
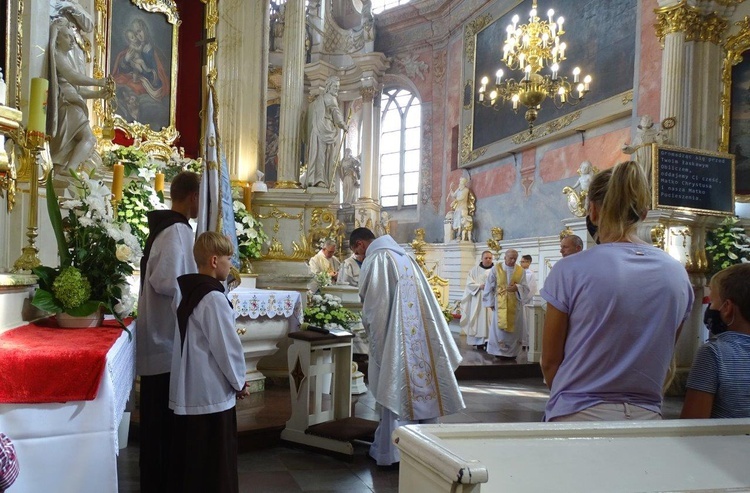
[31, 170, 142, 328]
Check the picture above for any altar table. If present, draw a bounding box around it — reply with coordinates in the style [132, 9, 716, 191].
[0, 321, 135, 493]
[394, 419, 750, 492]
[230, 287, 302, 392]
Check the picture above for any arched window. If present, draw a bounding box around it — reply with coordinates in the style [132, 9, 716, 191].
[372, 0, 411, 14]
[379, 88, 421, 208]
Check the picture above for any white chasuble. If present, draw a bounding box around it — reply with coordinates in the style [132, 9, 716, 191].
[459, 265, 493, 341]
[359, 235, 465, 421]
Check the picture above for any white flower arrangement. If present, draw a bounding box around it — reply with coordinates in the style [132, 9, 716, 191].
[233, 200, 268, 260]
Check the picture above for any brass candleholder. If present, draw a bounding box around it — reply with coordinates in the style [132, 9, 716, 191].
[12, 130, 46, 272]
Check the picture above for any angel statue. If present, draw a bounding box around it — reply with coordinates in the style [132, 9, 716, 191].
[48, 17, 112, 178]
[447, 176, 476, 242]
[622, 114, 670, 184]
[562, 161, 598, 218]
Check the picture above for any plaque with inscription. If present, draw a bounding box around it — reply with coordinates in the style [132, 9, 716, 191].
[652, 144, 735, 216]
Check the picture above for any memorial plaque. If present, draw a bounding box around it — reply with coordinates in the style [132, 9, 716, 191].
[652, 144, 735, 216]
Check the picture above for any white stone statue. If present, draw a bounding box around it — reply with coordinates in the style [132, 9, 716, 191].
[448, 176, 476, 242]
[444, 210, 454, 242]
[305, 76, 347, 188]
[622, 115, 668, 182]
[339, 147, 360, 205]
[48, 18, 111, 176]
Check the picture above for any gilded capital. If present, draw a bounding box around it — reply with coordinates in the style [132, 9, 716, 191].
[360, 86, 376, 102]
[655, 2, 728, 45]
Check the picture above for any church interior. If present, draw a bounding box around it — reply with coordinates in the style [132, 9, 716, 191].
[1, 0, 750, 491]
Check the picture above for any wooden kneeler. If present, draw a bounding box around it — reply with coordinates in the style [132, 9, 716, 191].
[281, 330, 377, 455]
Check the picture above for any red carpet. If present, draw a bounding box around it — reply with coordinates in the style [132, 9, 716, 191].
[0, 318, 128, 404]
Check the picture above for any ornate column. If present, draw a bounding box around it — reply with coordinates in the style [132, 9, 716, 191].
[372, 91, 382, 202]
[358, 83, 375, 200]
[217, 0, 270, 181]
[276, 0, 306, 187]
[655, 1, 694, 147]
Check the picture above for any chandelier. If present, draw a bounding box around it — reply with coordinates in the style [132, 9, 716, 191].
[477, 0, 591, 131]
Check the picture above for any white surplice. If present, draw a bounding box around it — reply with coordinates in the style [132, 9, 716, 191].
[459, 264, 493, 346]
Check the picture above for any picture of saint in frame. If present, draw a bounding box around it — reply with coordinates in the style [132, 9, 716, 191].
[729, 51, 750, 197]
[108, 0, 174, 131]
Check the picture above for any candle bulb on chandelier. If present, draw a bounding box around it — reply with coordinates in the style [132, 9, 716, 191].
[495, 69, 504, 85]
[524, 64, 532, 81]
[559, 42, 566, 59]
[512, 94, 520, 110]
[529, 8, 536, 21]
[558, 86, 567, 103]
[577, 83, 584, 98]
[490, 90, 498, 104]
[573, 66, 581, 83]
[512, 14, 519, 30]
[583, 75, 592, 92]
[551, 63, 559, 80]
[547, 9, 555, 23]
[557, 16, 565, 32]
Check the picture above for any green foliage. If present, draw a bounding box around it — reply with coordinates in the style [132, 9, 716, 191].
[117, 180, 161, 249]
[32, 171, 143, 325]
[233, 200, 268, 260]
[102, 146, 150, 177]
[52, 266, 91, 309]
[706, 216, 750, 279]
[303, 293, 359, 330]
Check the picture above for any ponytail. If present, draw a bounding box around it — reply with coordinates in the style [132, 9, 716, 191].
[590, 161, 650, 243]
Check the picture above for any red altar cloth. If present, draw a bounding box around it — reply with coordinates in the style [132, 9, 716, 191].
[0, 318, 130, 404]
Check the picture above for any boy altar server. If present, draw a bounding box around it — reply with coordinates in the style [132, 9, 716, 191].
[170, 232, 248, 493]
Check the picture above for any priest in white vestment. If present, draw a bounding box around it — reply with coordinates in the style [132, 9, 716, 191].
[482, 249, 529, 360]
[459, 251, 494, 348]
[519, 254, 538, 348]
[308, 239, 341, 291]
[351, 228, 465, 466]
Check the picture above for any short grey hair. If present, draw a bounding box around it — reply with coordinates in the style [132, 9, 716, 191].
[562, 234, 583, 250]
[322, 238, 336, 248]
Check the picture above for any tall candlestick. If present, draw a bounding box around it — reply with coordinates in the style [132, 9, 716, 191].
[112, 163, 124, 201]
[27, 78, 48, 135]
[243, 182, 252, 211]
[154, 172, 165, 193]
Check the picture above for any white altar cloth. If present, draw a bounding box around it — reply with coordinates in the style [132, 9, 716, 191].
[230, 287, 302, 321]
[0, 322, 135, 493]
[395, 419, 750, 492]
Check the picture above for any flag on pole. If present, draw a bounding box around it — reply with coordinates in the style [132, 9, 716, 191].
[197, 79, 240, 272]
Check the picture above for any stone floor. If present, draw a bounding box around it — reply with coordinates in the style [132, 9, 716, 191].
[116, 334, 686, 492]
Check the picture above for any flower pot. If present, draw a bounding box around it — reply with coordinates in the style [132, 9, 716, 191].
[56, 308, 104, 328]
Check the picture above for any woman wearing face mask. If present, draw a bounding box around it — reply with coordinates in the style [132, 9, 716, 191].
[681, 263, 750, 419]
[540, 161, 694, 421]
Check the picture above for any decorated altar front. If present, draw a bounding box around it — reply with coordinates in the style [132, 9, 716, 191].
[229, 287, 303, 392]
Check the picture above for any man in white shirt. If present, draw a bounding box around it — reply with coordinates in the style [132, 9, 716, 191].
[459, 251, 494, 349]
[308, 239, 341, 291]
[136, 171, 200, 493]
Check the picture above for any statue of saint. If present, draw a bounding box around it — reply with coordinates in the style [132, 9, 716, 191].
[48, 18, 111, 176]
[448, 177, 476, 242]
[339, 148, 360, 205]
[622, 115, 668, 182]
[305, 76, 346, 188]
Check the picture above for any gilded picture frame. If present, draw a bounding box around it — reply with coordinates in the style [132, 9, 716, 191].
[719, 17, 750, 202]
[459, 0, 636, 169]
[94, 0, 180, 145]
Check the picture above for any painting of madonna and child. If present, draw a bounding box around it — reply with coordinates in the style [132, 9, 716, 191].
[108, 0, 175, 132]
[730, 53, 750, 198]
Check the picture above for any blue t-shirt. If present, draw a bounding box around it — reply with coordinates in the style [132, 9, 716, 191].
[685, 331, 750, 418]
[540, 242, 694, 421]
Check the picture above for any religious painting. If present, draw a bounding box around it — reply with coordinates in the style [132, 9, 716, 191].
[728, 51, 750, 198]
[461, 0, 636, 166]
[99, 0, 179, 142]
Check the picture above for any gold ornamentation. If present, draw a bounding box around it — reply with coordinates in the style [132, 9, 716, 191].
[274, 180, 301, 189]
[459, 124, 488, 164]
[94, 0, 181, 147]
[661, 116, 677, 129]
[410, 228, 428, 273]
[360, 86, 376, 102]
[486, 227, 504, 258]
[559, 228, 574, 240]
[511, 110, 582, 144]
[13, 0, 24, 108]
[622, 90, 634, 105]
[464, 14, 493, 64]
[688, 13, 727, 45]
[0, 107, 23, 212]
[651, 224, 666, 250]
[655, 3, 728, 46]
